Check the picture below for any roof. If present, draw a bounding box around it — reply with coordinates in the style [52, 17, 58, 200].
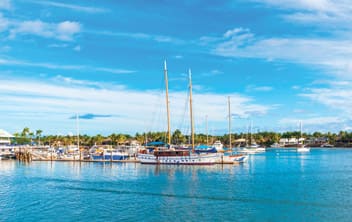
[0, 129, 14, 138]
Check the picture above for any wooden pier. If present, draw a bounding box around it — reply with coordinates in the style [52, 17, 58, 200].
[15, 148, 32, 162]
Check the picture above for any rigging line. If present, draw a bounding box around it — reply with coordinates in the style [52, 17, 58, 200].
[144, 69, 166, 136]
[179, 88, 190, 138]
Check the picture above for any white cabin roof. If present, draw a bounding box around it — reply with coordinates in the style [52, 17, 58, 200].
[0, 129, 14, 138]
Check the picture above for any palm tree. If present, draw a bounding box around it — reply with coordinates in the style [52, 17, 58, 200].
[109, 133, 118, 146]
[117, 134, 127, 145]
[94, 134, 104, 145]
[21, 127, 30, 138]
[171, 129, 185, 144]
[36, 129, 43, 146]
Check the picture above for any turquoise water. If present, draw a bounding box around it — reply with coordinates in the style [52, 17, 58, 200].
[1, 148, 352, 222]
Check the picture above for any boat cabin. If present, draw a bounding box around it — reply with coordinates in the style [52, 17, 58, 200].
[154, 150, 190, 157]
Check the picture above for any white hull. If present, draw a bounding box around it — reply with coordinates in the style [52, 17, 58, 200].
[138, 153, 219, 165]
[297, 147, 310, 152]
[255, 147, 266, 152]
[241, 148, 265, 154]
[223, 155, 248, 163]
[212, 141, 224, 152]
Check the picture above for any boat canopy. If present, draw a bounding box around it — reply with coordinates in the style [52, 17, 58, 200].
[145, 141, 166, 146]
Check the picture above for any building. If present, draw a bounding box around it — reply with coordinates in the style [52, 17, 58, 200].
[279, 137, 305, 147]
[0, 129, 14, 146]
[305, 137, 329, 146]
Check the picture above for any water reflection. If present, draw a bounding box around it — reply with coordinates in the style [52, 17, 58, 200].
[0, 160, 16, 173]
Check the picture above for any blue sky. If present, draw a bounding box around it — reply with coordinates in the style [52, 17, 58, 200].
[1, 0, 352, 135]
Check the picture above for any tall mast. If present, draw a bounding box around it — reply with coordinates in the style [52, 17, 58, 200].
[299, 120, 302, 144]
[250, 120, 253, 145]
[228, 96, 232, 152]
[76, 113, 80, 151]
[189, 69, 195, 152]
[164, 60, 171, 145]
[205, 115, 208, 146]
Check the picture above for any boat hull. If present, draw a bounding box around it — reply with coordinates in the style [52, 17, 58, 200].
[297, 148, 310, 152]
[138, 153, 219, 165]
[92, 154, 129, 161]
[223, 154, 248, 163]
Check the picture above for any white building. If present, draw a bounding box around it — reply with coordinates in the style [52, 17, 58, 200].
[279, 137, 305, 146]
[0, 129, 14, 146]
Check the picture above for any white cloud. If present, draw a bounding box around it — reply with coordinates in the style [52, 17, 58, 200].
[209, 28, 352, 78]
[30, 1, 108, 13]
[10, 20, 81, 41]
[0, 58, 136, 74]
[0, 0, 11, 10]
[251, 0, 333, 12]
[0, 76, 271, 134]
[210, 69, 223, 75]
[246, 85, 273, 92]
[56, 21, 81, 41]
[300, 82, 352, 116]
[48, 43, 68, 48]
[201, 69, 223, 77]
[90, 30, 185, 44]
[251, 0, 352, 29]
[200, 27, 253, 47]
[279, 116, 344, 126]
[299, 81, 352, 132]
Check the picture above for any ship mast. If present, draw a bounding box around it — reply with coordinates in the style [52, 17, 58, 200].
[189, 69, 195, 153]
[76, 113, 80, 160]
[205, 115, 208, 146]
[228, 96, 232, 152]
[164, 60, 171, 145]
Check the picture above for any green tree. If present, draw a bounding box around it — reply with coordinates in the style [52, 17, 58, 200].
[36, 129, 43, 145]
[172, 129, 186, 144]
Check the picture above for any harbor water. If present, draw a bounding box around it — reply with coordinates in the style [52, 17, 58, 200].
[1, 148, 352, 221]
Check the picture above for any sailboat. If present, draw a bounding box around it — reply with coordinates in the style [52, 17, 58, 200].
[224, 96, 248, 163]
[241, 120, 266, 154]
[193, 116, 220, 153]
[138, 62, 218, 165]
[297, 121, 310, 152]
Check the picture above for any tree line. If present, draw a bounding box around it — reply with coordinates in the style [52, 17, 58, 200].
[10, 127, 352, 147]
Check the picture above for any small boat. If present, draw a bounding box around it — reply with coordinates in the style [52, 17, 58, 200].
[241, 144, 266, 154]
[255, 147, 266, 152]
[225, 96, 248, 163]
[91, 149, 129, 160]
[212, 140, 224, 152]
[297, 145, 310, 152]
[270, 142, 282, 148]
[60, 153, 81, 160]
[227, 154, 248, 163]
[320, 143, 333, 148]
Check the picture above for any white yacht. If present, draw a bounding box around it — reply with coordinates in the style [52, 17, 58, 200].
[212, 140, 224, 152]
[297, 145, 310, 152]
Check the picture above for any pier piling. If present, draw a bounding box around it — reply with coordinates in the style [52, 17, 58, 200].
[15, 148, 32, 162]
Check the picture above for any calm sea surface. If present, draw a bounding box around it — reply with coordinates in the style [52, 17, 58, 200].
[1, 148, 352, 222]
